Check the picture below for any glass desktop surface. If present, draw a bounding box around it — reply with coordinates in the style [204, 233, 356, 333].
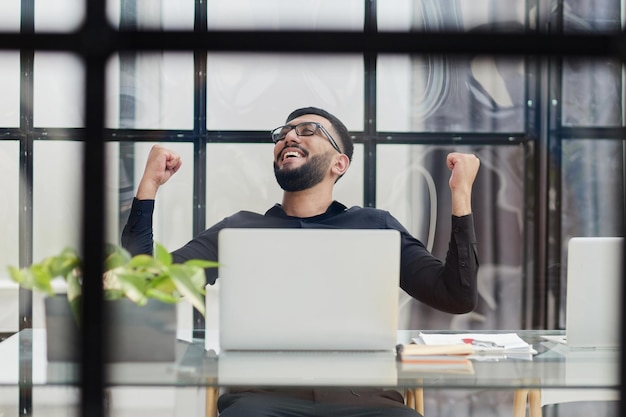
[0, 329, 619, 391]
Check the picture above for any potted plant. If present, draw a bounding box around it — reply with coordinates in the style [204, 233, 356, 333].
[7, 243, 217, 362]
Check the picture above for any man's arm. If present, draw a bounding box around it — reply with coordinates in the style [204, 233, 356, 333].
[447, 152, 480, 216]
[120, 145, 182, 255]
[399, 152, 480, 314]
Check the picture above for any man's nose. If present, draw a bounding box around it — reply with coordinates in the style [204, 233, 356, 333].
[284, 128, 301, 144]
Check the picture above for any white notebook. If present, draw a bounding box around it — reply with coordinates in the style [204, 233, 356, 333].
[217, 228, 401, 352]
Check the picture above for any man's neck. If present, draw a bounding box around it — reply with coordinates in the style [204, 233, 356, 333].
[280, 188, 334, 218]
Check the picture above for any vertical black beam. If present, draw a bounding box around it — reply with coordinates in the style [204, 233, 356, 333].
[617, 134, 626, 416]
[193, 0, 208, 337]
[363, 0, 377, 208]
[18, 0, 34, 415]
[80, 1, 110, 416]
[521, 0, 539, 330]
[118, 1, 137, 234]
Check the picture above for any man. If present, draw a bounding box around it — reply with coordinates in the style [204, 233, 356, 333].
[122, 107, 480, 417]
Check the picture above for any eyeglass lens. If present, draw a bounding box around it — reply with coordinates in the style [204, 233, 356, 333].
[272, 122, 319, 142]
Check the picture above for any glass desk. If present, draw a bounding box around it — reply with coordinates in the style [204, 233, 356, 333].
[0, 329, 620, 417]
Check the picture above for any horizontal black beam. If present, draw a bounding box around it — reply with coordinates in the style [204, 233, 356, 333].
[0, 30, 624, 59]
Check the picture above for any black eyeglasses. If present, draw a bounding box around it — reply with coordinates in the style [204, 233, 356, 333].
[270, 122, 341, 154]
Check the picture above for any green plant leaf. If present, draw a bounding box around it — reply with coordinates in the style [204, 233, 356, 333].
[7, 266, 30, 288]
[66, 272, 82, 303]
[104, 289, 124, 301]
[128, 254, 162, 270]
[30, 265, 54, 295]
[105, 251, 131, 271]
[183, 259, 219, 269]
[145, 274, 177, 294]
[169, 264, 205, 316]
[115, 272, 149, 305]
[154, 242, 173, 267]
[69, 295, 81, 327]
[146, 288, 180, 304]
[49, 247, 81, 278]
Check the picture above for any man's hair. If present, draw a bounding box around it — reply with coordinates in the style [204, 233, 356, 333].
[286, 107, 354, 162]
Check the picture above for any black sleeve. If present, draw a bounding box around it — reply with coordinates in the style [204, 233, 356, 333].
[120, 198, 155, 256]
[398, 214, 479, 314]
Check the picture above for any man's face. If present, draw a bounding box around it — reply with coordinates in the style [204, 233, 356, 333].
[272, 114, 339, 192]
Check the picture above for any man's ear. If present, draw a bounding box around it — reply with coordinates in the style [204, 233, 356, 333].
[332, 154, 350, 177]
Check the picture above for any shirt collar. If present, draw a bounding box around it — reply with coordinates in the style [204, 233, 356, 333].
[265, 201, 348, 220]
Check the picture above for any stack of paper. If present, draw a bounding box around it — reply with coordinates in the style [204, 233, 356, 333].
[414, 332, 536, 361]
[396, 343, 475, 374]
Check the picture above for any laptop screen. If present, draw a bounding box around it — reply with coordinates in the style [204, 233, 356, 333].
[217, 228, 401, 352]
[566, 237, 623, 348]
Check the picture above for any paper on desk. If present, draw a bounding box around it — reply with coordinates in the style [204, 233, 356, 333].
[414, 332, 536, 354]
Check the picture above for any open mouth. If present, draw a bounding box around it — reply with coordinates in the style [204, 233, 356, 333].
[280, 148, 306, 163]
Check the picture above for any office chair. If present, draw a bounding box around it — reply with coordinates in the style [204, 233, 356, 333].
[205, 388, 424, 417]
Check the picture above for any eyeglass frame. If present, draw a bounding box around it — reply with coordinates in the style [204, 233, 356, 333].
[270, 122, 342, 154]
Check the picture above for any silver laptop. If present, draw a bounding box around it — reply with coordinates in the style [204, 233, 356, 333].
[217, 228, 401, 352]
[566, 237, 623, 349]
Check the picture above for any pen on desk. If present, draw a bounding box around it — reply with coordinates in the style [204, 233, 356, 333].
[462, 338, 503, 348]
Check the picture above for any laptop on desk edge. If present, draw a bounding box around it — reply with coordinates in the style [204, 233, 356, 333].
[565, 236, 623, 349]
[217, 228, 401, 353]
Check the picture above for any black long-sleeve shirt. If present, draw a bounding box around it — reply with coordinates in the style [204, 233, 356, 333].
[121, 198, 479, 314]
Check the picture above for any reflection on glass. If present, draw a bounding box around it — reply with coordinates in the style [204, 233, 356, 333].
[378, 0, 525, 32]
[562, 59, 622, 127]
[377, 0, 525, 132]
[206, 0, 363, 30]
[107, 0, 194, 30]
[206, 54, 363, 131]
[0, 52, 20, 127]
[35, 0, 84, 32]
[377, 144, 525, 330]
[106, 53, 194, 130]
[560, 1, 622, 126]
[561, 139, 624, 242]
[378, 55, 525, 132]
[205, 143, 363, 226]
[33, 53, 85, 128]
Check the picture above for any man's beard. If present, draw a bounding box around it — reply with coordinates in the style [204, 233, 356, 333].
[273, 152, 333, 192]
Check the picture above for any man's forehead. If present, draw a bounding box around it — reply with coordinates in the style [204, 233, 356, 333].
[286, 114, 329, 126]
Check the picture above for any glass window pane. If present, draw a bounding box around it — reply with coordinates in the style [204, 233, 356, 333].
[561, 139, 624, 240]
[206, 53, 363, 131]
[378, 0, 525, 32]
[378, 1, 526, 132]
[35, 0, 84, 32]
[559, 138, 624, 328]
[378, 55, 525, 132]
[0, 141, 18, 333]
[34, 53, 85, 128]
[0, 52, 20, 127]
[206, 0, 363, 30]
[33, 141, 121, 258]
[132, 143, 195, 251]
[562, 59, 623, 127]
[106, 53, 194, 130]
[107, 0, 194, 30]
[377, 144, 525, 330]
[0, 0, 20, 32]
[205, 143, 363, 226]
[560, 1, 623, 126]
[0, 141, 19, 277]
